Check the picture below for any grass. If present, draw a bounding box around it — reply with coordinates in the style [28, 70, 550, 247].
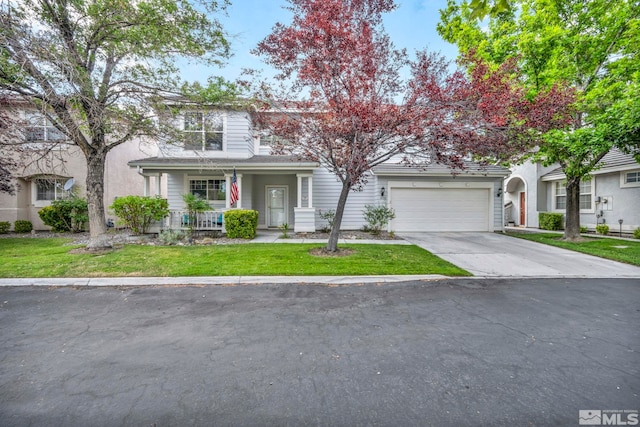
[0, 238, 471, 278]
[507, 232, 640, 266]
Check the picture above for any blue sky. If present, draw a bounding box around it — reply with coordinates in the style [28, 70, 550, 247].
[180, 0, 460, 83]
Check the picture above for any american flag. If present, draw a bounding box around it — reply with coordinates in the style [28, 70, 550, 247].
[230, 168, 239, 206]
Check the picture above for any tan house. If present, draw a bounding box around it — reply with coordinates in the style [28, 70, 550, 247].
[0, 107, 159, 230]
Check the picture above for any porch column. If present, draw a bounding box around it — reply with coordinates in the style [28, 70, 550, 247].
[225, 172, 242, 209]
[143, 175, 150, 197]
[155, 173, 162, 197]
[294, 174, 315, 232]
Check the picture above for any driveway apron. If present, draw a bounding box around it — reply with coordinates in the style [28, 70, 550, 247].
[399, 232, 640, 278]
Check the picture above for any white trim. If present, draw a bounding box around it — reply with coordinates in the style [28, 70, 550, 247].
[620, 169, 640, 188]
[387, 181, 495, 232]
[550, 179, 595, 214]
[265, 185, 288, 227]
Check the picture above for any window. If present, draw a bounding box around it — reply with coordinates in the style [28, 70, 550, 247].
[554, 180, 592, 210]
[259, 132, 290, 147]
[621, 170, 640, 188]
[183, 112, 223, 151]
[35, 178, 65, 201]
[554, 181, 566, 210]
[189, 179, 226, 201]
[25, 113, 65, 142]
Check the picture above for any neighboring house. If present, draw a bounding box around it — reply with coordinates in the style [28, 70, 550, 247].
[504, 148, 640, 233]
[0, 106, 159, 230]
[129, 108, 510, 233]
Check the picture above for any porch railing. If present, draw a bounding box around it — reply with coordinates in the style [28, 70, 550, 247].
[165, 210, 225, 231]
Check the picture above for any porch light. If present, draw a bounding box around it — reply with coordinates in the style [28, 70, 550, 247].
[496, 187, 502, 197]
[381, 187, 385, 197]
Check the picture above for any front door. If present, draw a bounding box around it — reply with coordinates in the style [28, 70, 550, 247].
[519, 192, 526, 225]
[266, 186, 287, 227]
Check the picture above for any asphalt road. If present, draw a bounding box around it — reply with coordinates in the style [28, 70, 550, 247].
[1, 278, 638, 426]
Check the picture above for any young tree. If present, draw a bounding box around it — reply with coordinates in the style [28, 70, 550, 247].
[438, 0, 640, 240]
[0, 0, 232, 248]
[253, 0, 573, 252]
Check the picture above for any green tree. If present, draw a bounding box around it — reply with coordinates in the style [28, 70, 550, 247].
[439, 0, 640, 240]
[0, 0, 234, 249]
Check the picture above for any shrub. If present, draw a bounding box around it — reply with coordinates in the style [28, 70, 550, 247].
[596, 224, 609, 235]
[318, 209, 335, 233]
[634, 227, 640, 239]
[279, 222, 290, 238]
[182, 193, 211, 235]
[224, 209, 258, 239]
[14, 220, 32, 233]
[580, 226, 588, 233]
[539, 212, 564, 230]
[110, 195, 169, 235]
[157, 229, 186, 245]
[0, 221, 10, 234]
[38, 198, 88, 232]
[363, 204, 396, 235]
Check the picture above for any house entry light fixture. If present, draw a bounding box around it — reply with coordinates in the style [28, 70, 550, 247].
[496, 187, 502, 197]
[380, 187, 385, 198]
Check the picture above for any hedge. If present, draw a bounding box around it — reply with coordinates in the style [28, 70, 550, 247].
[224, 209, 258, 239]
[539, 212, 564, 230]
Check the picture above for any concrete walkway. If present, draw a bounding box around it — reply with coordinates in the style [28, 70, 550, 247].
[399, 232, 640, 278]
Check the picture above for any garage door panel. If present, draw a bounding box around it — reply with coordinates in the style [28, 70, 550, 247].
[390, 188, 489, 232]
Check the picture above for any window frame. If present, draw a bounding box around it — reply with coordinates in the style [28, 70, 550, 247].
[188, 178, 227, 204]
[183, 111, 225, 151]
[620, 170, 640, 188]
[24, 112, 65, 143]
[552, 179, 594, 213]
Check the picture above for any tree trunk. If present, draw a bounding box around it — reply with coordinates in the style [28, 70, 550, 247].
[85, 151, 110, 249]
[563, 176, 582, 241]
[326, 180, 352, 252]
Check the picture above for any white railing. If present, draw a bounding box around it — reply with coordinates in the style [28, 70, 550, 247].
[166, 210, 225, 231]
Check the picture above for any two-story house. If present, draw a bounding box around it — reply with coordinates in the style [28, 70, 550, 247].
[129, 107, 510, 233]
[0, 104, 158, 230]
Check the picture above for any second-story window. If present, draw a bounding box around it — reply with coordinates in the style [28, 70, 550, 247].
[183, 112, 223, 151]
[25, 112, 65, 142]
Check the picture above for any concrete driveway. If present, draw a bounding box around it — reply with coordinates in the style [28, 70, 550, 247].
[399, 232, 640, 278]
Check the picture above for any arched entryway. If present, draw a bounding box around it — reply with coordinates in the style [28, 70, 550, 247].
[504, 175, 527, 226]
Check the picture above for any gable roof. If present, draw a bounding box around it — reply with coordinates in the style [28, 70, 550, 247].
[541, 148, 640, 181]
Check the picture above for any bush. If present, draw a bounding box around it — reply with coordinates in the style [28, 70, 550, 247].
[363, 204, 395, 235]
[110, 195, 169, 235]
[157, 229, 186, 245]
[580, 226, 588, 233]
[14, 220, 32, 233]
[539, 212, 564, 230]
[224, 209, 258, 239]
[38, 198, 88, 232]
[318, 209, 335, 233]
[634, 227, 640, 239]
[596, 224, 609, 235]
[182, 193, 211, 235]
[0, 221, 10, 234]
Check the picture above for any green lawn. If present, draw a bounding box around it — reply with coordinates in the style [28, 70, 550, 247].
[507, 232, 640, 266]
[0, 238, 470, 278]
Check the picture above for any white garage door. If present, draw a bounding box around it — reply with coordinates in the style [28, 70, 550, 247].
[390, 187, 490, 232]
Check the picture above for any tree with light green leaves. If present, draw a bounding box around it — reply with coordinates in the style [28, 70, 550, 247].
[0, 0, 238, 248]
[439, 0, 640, 240]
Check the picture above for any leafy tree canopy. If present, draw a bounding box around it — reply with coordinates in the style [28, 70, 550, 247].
[0, 0, 234, 247]
[439, 0, 640, 239]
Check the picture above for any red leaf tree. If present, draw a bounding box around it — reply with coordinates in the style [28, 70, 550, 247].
[253, 0, 574, 252]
